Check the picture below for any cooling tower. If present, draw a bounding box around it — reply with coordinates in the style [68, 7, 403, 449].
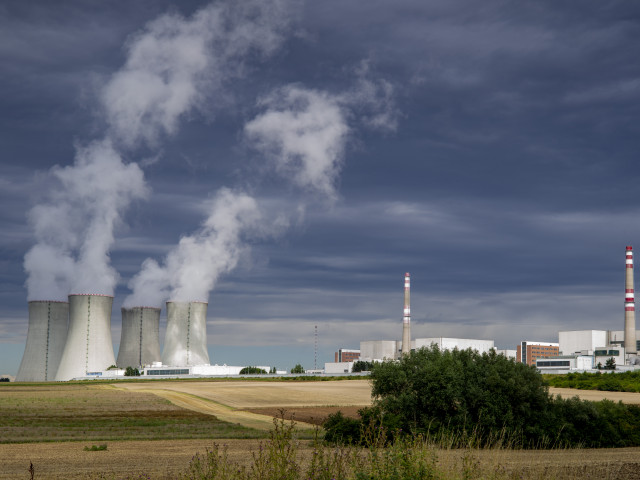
[625, 246, 637, 354]
[162, 301, 210, 366]
[55, 294, 116, 381]
[401, 272, 411, 355]
[16, 301, 69, 382]
[117, 306, 161, 368]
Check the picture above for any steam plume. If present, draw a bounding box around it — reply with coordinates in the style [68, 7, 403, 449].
[125, 188, 261, 307]
[25, 140, 146, 299]
[103, 0, 295, 148]
[24, 0, 295, 300]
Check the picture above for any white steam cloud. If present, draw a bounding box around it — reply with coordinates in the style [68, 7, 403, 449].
[245, 86, 349, 200]
[24, 0, 295, 300]
[103, 0, 294, 148]
[124, 188, 261, 307]
[24, 140, 147, 299]
[244, 71, 398, 201]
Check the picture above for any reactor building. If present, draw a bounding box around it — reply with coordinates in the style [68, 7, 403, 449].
[117, 306, 161, 368]
[16, 300, 69, 382]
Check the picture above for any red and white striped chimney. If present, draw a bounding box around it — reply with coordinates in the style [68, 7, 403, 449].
[401, 272, 411, 355]
[625, 246, 637, 354]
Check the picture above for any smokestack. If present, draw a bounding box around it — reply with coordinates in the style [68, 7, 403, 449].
[55, 294, 116, 381]
[117, 307, 161, 368]
[625, 246, 637, 355]
[401, 272, 411, 355]
[16, 301, 69, 382]
[162, 301, 210, 366]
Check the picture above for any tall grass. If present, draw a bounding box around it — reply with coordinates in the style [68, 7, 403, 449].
[175, 416, 623, 480]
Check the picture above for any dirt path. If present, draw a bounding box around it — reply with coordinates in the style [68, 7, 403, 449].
[107, 384, 312, 431]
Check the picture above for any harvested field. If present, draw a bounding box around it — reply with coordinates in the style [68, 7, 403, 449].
[244, 405, 363, 425]
[117, 379, 373, 408]
[549, 387, 640, 404]
[4, 437, 640, 479]
[0, 383, 262, 443]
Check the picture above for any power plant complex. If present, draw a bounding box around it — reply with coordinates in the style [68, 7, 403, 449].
[16, 294, 213, 381]
[14, 246, 640, 380]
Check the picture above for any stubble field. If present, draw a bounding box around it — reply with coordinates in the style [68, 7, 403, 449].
[2, 380, 640, 479]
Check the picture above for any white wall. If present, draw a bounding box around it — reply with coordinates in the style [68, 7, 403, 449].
[324, 362, 353, 374]
[559, 330, 608, 355]
[360, 341, 397, 361]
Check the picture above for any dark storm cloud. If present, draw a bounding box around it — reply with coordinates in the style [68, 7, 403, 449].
[2, 0, 640, 373]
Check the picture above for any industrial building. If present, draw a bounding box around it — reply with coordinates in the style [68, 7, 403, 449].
[16, 301, 69, 382]
[516, 341, 559, 366]
[334, 349, 360, 363]
[55, 294, 117, 381]
[162, 301, 210, 367]
[117, 306, 161, 368]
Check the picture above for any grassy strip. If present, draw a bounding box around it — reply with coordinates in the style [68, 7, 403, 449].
[544, 371, 640, 392]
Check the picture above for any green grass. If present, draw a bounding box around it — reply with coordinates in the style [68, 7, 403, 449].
[544, 371, 640, 392]
[0, 384, 266, 443]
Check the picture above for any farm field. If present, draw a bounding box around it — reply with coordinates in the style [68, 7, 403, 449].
[3, 380, 640, 479]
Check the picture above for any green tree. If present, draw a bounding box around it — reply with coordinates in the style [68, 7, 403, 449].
[368, 346, 554, 442]
[290, 363, 305, 374]
[605, 357, 616, 370]
[239, 366, 267, 374]
[269, 366, 277, 374]
[352, 360, 374, 372]
[124, 366, 140, 376]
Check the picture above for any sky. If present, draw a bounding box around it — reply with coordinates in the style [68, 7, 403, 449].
[2, 0, 640, 376]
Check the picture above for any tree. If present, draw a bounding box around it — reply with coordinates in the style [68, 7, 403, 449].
[352, 360, 374, 373]
[269, 366, 277, 374]
[124, 366, 140, 376]
[368, 346, 554, 442]
[605, 357, 616, 370]
[239, 366, 267, 374]
[290, 363, 305, 374]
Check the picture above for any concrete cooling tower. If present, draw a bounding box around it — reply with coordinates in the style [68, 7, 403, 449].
[162, 301, 210, 366]
[117, 306, 161, 368]
[16, 301, 69, 382]
[55, 294, 116, 381]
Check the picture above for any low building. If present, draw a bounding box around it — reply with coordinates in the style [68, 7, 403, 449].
[334, 349, 360, 363]
[536, 355, 594, 372]
[516, 341, 559, 366]
[325, 362, 354, 374]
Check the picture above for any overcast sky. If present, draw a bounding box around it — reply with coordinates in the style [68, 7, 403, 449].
[2, 0, 640, 376]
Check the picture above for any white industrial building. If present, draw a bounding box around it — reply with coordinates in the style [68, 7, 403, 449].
[360, 337, 496, 362]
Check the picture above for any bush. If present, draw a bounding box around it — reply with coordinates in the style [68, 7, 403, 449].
[84, 444, 107, 451]
[322, 411, 362, 445]
[240, 366, 267, 374]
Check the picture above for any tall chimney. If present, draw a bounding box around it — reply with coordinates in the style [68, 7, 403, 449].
[401, 272, 411, 355]
[625, 246, 637, 355]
